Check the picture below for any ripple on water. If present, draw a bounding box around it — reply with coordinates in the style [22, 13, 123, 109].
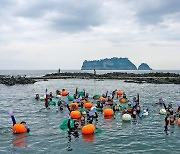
[1, 79, 180, 153]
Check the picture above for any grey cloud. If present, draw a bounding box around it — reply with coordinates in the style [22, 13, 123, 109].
[15, 0, 104, 32]
[132, 0, 180, 25]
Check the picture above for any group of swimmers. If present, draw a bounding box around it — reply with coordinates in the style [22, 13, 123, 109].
[11, 87, 180, 136]
[156, 98, 180, 131]
[34, 87, 150, 136]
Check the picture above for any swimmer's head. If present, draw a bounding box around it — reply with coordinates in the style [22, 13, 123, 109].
[20, 121, 26, 125]
[74, 120, 79, 127]
[81, 116, 85, 121]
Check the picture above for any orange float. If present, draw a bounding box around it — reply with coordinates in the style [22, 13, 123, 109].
[117, 91, 123, 96]
[70, 111, 81, 119]
[100, 97, 106, 102]
[70, 103, 79, 110]
[178, 118, 180, 125]
[84, 102, 93, 109]
[120, 98, 127, 104]
[62, 91, 68, 96]
[127, 108, 132, 113]
[104, 108, 114, 116]
[13, 124, 27, 133]
[82, 124, 95, 135]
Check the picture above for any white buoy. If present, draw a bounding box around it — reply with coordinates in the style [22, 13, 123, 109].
[91, 107, 96, 111]
[143, 110, 149, 116]
[122, 114, 131, 121]
[56, 95, 61, 98]
[40, 96, 45, 101]
[159, 109, 166, 115]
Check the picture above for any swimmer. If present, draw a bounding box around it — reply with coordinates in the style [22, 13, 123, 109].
[112, 89, 117, 99]
[156, 98, 164, 105]
[122, 92, 127, 99]
[45, 89, 50, 109]
[35, 94, 40, 100]
[67, 114, 79, 138]
[176, 104, 180, 118]
[9, 111, 30, 133]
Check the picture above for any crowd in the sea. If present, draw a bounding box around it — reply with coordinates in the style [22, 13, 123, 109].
[10, 87, 180, 141]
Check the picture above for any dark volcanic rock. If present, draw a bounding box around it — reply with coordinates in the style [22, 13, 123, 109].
[41, 72, 180, 84]
[0, 76, 36, 86]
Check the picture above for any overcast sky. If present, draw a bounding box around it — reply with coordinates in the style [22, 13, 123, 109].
[0, 0, 180, 70]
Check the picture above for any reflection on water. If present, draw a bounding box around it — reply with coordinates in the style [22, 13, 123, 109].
[12, 133, 27, 148]
[82, 134, 95, 143]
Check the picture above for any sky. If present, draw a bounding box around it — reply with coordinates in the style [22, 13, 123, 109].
[0, 0, 180, 70]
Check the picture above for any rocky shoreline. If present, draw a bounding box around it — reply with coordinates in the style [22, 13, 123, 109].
[0, 75, 36, 86]
[1, 72, 180, 85]
[41, 72, 180, 84]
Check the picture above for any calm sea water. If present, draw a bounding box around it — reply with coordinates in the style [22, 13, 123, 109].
[0, 69, 180, 77]
[0, 70, 180, 154]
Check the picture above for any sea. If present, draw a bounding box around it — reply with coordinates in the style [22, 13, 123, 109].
[0, 70, 180, 154]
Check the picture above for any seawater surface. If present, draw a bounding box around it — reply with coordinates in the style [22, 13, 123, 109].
[0, 69, 180, 77]
[0, 71, 180, 154]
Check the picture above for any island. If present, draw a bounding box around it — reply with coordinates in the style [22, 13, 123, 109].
[138, 63, 152, 70]
[81, 57, 137, 70]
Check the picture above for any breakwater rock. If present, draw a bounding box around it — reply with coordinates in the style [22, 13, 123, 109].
[0, 76, 37, 86]
[41, 72, 180, 84]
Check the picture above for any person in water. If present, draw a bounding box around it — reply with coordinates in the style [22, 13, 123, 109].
[156, 98, 164, 105]
[87, 108, 98, 124]
[176, 103, 180, 118]
[112, 89, 117, 100]
[35, 94, 40, 100]
[67, 114, 79, 138]
[122, 92, 127, 99]
[132, 94, 140, 110]
[9, 111, 30, 133]
[163, 101, 173, 114]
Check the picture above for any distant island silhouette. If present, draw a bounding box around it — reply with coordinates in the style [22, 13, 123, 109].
[81, 57, 152, 70]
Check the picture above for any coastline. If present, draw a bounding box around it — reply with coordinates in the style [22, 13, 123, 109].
[1, 72, 180, 85]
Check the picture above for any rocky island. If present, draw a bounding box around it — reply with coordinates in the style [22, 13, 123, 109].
[138, 63, 152, 70]
[81, 57, 152, 70]
[81, 57, 137, 70]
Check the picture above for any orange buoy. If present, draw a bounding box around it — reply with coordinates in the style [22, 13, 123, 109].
[100, 97, 106, 102]
[70, 103, 79, 110]
[82, 124, 95, 135]
[13, 124, 27, 133]
[104, 108, 114, 116]
[84, 102, 93, 109]
[120, 98, 127, 104]
[127, 108, 132, 113]
[62, 91, 68, 96]
[117, 91, 123, 96]
[70, 111, 81, 119]
[178, 118, 180, 125]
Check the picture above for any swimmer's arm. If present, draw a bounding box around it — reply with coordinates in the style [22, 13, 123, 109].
[94, 112, 98, 118]
[11, 115, 16, 126]
[137, 94, 140, 105]
[67, 104, 71, 112]
[68, 119, 71, 130]
[83, 89, 85, 96]
[105, 91, 108, 98]
[9, 111, 16, 126]
[25, 126, 30, 133]
[163, 103, 167, 110]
